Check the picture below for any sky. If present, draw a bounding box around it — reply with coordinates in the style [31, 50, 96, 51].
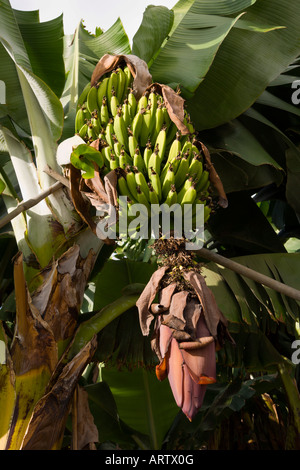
[9, 0, 176, 44]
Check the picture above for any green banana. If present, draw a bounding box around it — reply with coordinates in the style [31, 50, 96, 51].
[188, 154, 203, 180]
[166, 120, 178, 145]
[86, 86, 100, 115]
[122, 99, 131, 128]
[118, 175, 136, 202]
[154, 125, 167, 166]
[102, 145, 113, 168]
[139, 105, 152, 147]
[109, 153, 119, 170]
[100, 97, 109, 126]
[149, 169, 162, 201]
[133, 148, 146, 174]
[107, 71, 119, 113]
[128, 132, 138, 158]
[113, 107, 128, 151]
[78, 123, 88, 140]
[143, 141, 152, 169]
[97, 77, 109, 109]
[136, 186, 150, 211]
[110, 89, 120, 118]
[195, 170, 210, 192]
[128, 89, 137, 119]
[171, 153, 181, 175]
[87, 121, 97, 141]
[123, 66, 133, 101]
[75, 107, 85, 133]
[116, 67, 126, 103]
[148, 184, 160, 205]
[137, 93, 148, 112]
[98, 127, 105, 141]
[131, 110, 143, 141]
[168, 132, 181, 163]
[198, 180, 210, 195]
[180, 184, 197, 205]
[181, 140, 192, 162]
[151, 103, 164, 145]
[148, 89, 157, 136]
[113, 136, 122, 158]
[91, 115, 101, 135]
[165, 184, 177, 206]
[77, 82, 91, 111]
[177, 177, 194, 204]
[105, 120, 114, 148]
[175, 152, 190, 189]
[161, 164, 176, 200]
[126, 168, 139, 201]
[162, 105, 171, 128]
[135, 170, 150, 201]
[119, 149, 130, 170]
[82, 104, 91, 123]
[147, 145, 160, 177]
[186, 118, 195, 135]
[204, 205, 211, 223]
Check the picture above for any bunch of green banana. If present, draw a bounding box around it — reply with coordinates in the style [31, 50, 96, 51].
[73, 64, 214, 228]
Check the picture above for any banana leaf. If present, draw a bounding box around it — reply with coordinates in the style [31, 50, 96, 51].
[101, 365, 179, 450]
[0, 0, 65, 138]
[148, 1, 255, 94]
[188, 0, 300, 129]
[201, 252, 300, 337]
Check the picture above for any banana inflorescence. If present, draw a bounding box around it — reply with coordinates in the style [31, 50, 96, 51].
[74, 64, 214, 229]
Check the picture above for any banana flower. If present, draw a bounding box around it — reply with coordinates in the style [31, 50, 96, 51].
[136, 266, 234, 420]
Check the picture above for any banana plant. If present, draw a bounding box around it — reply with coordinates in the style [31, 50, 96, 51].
[0, 0, 300, 451]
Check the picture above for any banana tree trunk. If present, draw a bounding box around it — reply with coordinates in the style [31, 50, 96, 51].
[0, 245, 95, 449]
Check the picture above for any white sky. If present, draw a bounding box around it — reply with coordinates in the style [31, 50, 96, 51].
[9, 0, 176, 44]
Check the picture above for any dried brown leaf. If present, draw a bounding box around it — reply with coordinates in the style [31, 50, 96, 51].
[136, 266, 168, 335]
[195, 140, 228, 208]
[69, 165, 97, 233]
[21, 336, 97, 450]
[159, 282, 177, 309]
[11, 254, 57, 376]
[183, 270, 233, 345]
[75, 386, 99, 450]
[168, 290, 189, 325]
[146, 83, 190, 135]
[91, 54, 152, 100]
[31, 245, 96, 342]
[69, 164, 117, 245]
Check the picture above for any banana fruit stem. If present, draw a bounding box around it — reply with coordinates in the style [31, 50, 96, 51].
[196, 247, 300, 302]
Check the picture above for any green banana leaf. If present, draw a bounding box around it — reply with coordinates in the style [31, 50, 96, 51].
[135, 1, 300, 132]
[207, 191, 287, 255]
[86, 259, 156, 367]
[147, 1, 256, 94]
[0, 1, 82, 270]
[188, 0, 300, 130]
[101, 366, 179, 450]
[201, 252, 300, 337]
[84, 380, 147, 449]
[132, 5, 174, 66]
[0, 1, 65, 138]
[163, 373, 285, 449]
[17, 15, 65, 98]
